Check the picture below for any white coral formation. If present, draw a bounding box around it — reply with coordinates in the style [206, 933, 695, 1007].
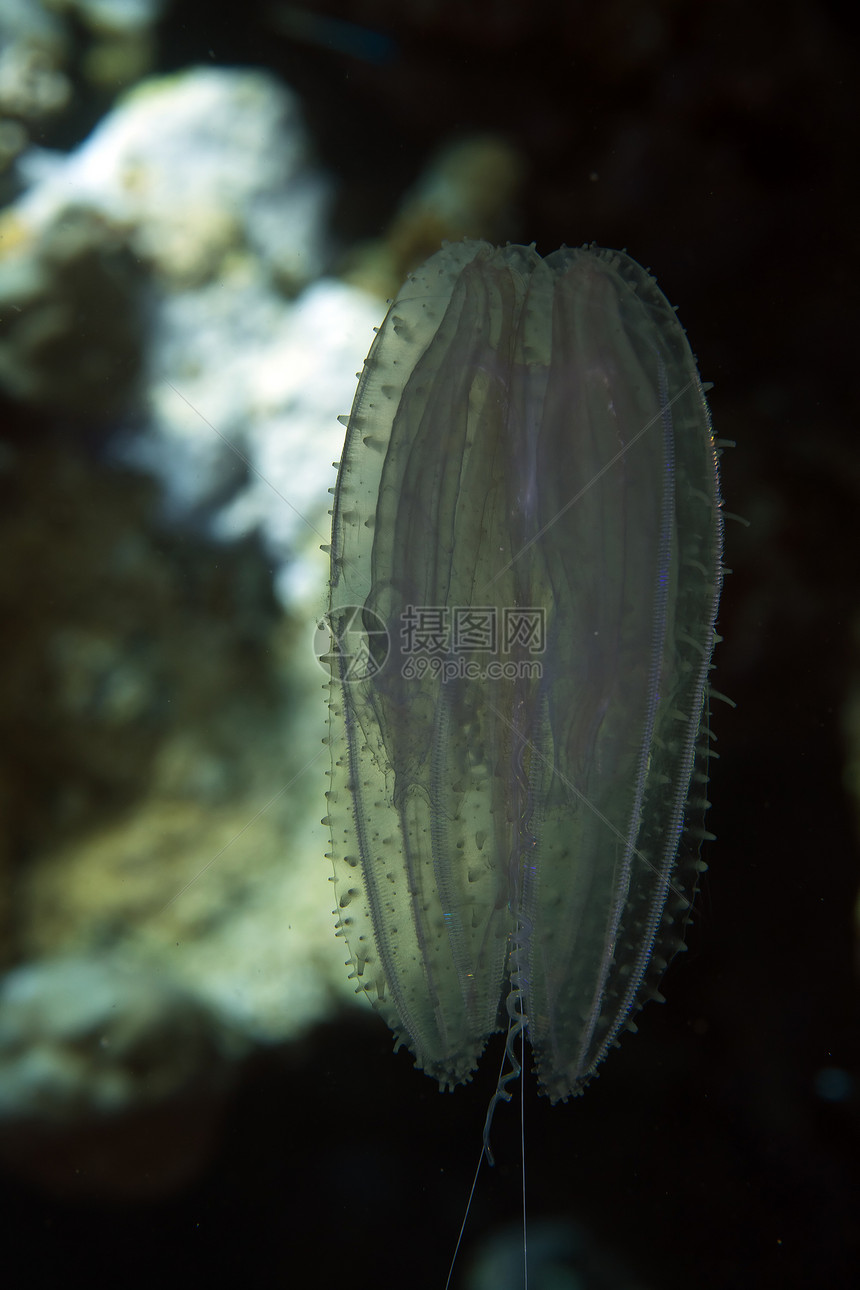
[1, 67, 381, 606]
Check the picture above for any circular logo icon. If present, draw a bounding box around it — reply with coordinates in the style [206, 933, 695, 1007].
[314, 605, 389, 682]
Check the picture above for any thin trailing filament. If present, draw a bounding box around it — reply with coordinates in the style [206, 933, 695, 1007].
[482, 910, 533, 1165]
